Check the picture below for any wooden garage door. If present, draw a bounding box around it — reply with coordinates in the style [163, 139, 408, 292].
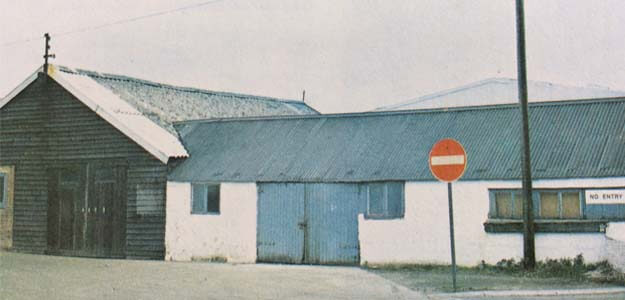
[257, 183, 363, 265]
[47, 163, 126, 258]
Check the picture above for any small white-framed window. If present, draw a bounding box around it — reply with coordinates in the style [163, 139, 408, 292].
[191, 183, 220, 214]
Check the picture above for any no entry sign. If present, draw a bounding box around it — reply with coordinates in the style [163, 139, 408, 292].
[429, 138, 467, 182]
[428, 138, 467, 292]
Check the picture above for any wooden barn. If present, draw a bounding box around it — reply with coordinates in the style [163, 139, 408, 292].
[0, 65, 316, 259]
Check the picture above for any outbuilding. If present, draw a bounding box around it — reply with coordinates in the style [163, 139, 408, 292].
[1, 65, 624, 268]
[167, 97, 625, 267]
[0, 65, 316, 259]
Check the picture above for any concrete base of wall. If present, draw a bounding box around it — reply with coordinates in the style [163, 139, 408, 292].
[605, 222, 625, 271]
[605, 239, 625, 272]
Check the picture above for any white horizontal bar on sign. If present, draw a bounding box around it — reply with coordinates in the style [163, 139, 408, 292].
[431, 155, 465, 166]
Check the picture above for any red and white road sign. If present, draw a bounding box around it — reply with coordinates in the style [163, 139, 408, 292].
[429, 139, 467, 182]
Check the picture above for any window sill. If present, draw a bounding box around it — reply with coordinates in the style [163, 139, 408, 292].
[484, 219, 609, 233]
[191, 212, 220, 216]
[364, 215, 404, 220]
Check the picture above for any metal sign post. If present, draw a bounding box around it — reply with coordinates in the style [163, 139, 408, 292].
[429, 138, 467, 292]
[447, 182, 457, 291]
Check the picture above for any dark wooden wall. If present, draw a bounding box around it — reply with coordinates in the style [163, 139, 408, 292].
[0, 74, 168, 259]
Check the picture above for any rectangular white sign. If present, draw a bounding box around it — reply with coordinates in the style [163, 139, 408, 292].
[585, 189, 625, 204]
[430, 155, 465, 166]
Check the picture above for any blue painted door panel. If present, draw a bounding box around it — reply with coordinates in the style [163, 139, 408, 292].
[257, 183, 363, 265]
[257, 183, 305, 263]
[305, 183, 361, 264]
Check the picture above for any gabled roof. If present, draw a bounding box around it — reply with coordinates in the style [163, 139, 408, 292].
[57, 66, 318, 134]
[377, 78, 625, 111]
[0, 65, 188, 163]
[1, 64, 317, 164]
[169, 98, 625, 182]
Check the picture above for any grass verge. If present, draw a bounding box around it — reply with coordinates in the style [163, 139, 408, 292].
[365, 255, 624, 293]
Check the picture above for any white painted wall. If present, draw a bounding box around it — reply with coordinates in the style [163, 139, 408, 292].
[359, 177, 625, 266]
[605, 222, 625, 271]
[165, 182, 257, 263]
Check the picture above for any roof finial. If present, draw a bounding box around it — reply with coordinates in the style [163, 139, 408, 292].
[43, 33, 55, 74]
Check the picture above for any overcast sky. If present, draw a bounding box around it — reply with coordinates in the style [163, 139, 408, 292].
[2, 0, 625, 113]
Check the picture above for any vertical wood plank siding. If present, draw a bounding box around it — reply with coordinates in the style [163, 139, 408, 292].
[0, 75, 168, 259]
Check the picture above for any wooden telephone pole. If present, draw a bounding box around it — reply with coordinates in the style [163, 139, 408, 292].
[515, 0, 536, 270]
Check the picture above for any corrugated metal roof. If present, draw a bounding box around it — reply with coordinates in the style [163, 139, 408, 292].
[169, 98, 625, 182]
[376, 78, 625, 111]
[2, 64, 317, 163]
[49, 66, 189, 163]
[56, 66, 317, 134]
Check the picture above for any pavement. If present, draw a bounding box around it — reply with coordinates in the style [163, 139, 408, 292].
[1, 251, 624, 300]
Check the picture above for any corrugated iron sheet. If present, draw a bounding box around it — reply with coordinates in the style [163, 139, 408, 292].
[305, 183, 361, 264]
[169, 98, 625, 182]
[56, 66, 317, 136]
[257, 183, 362, 265]
[257, 183, 305, 263]
[51, 67, 189, 162]
[375, 78, 625, 111]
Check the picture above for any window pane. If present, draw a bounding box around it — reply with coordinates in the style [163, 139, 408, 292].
[512, 192, 524, 219]
[192, 184, 207, 213]
[368, 183, 385, 216]
[540, 192, 559, 218]
[206, 184, 220, 213]
[562, 192, 581, 218]
[495, 192, 512, 218]
[386, 182, 404, 218]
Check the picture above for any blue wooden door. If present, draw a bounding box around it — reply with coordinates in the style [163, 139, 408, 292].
[305, 183, 361, 264]
[257, 183, 363, 265]
[257, 183, 306, 263]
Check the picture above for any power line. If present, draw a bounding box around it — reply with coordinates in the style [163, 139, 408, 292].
[0, 0, 226, 48]
[0, 36, 43, 48]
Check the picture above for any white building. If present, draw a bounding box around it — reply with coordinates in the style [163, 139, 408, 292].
[166, 98, 625, 268]
[376, 78, 625, 111]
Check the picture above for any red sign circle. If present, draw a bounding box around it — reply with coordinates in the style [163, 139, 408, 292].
[429, 138, 467, 182]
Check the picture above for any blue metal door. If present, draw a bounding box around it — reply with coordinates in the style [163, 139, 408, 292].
[257, 183, 363, 265]
[305, 183, 361, 264]
[257, 183, 305, 263]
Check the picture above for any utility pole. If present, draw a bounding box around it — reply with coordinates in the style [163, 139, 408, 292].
[515, 0, 536, 270]
[43, 33, 55, 74]
[302, 90, 306, 102]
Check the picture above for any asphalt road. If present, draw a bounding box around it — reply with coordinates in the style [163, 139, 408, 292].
[0, 252, 424, 300]
[2, 252, 623, 300]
